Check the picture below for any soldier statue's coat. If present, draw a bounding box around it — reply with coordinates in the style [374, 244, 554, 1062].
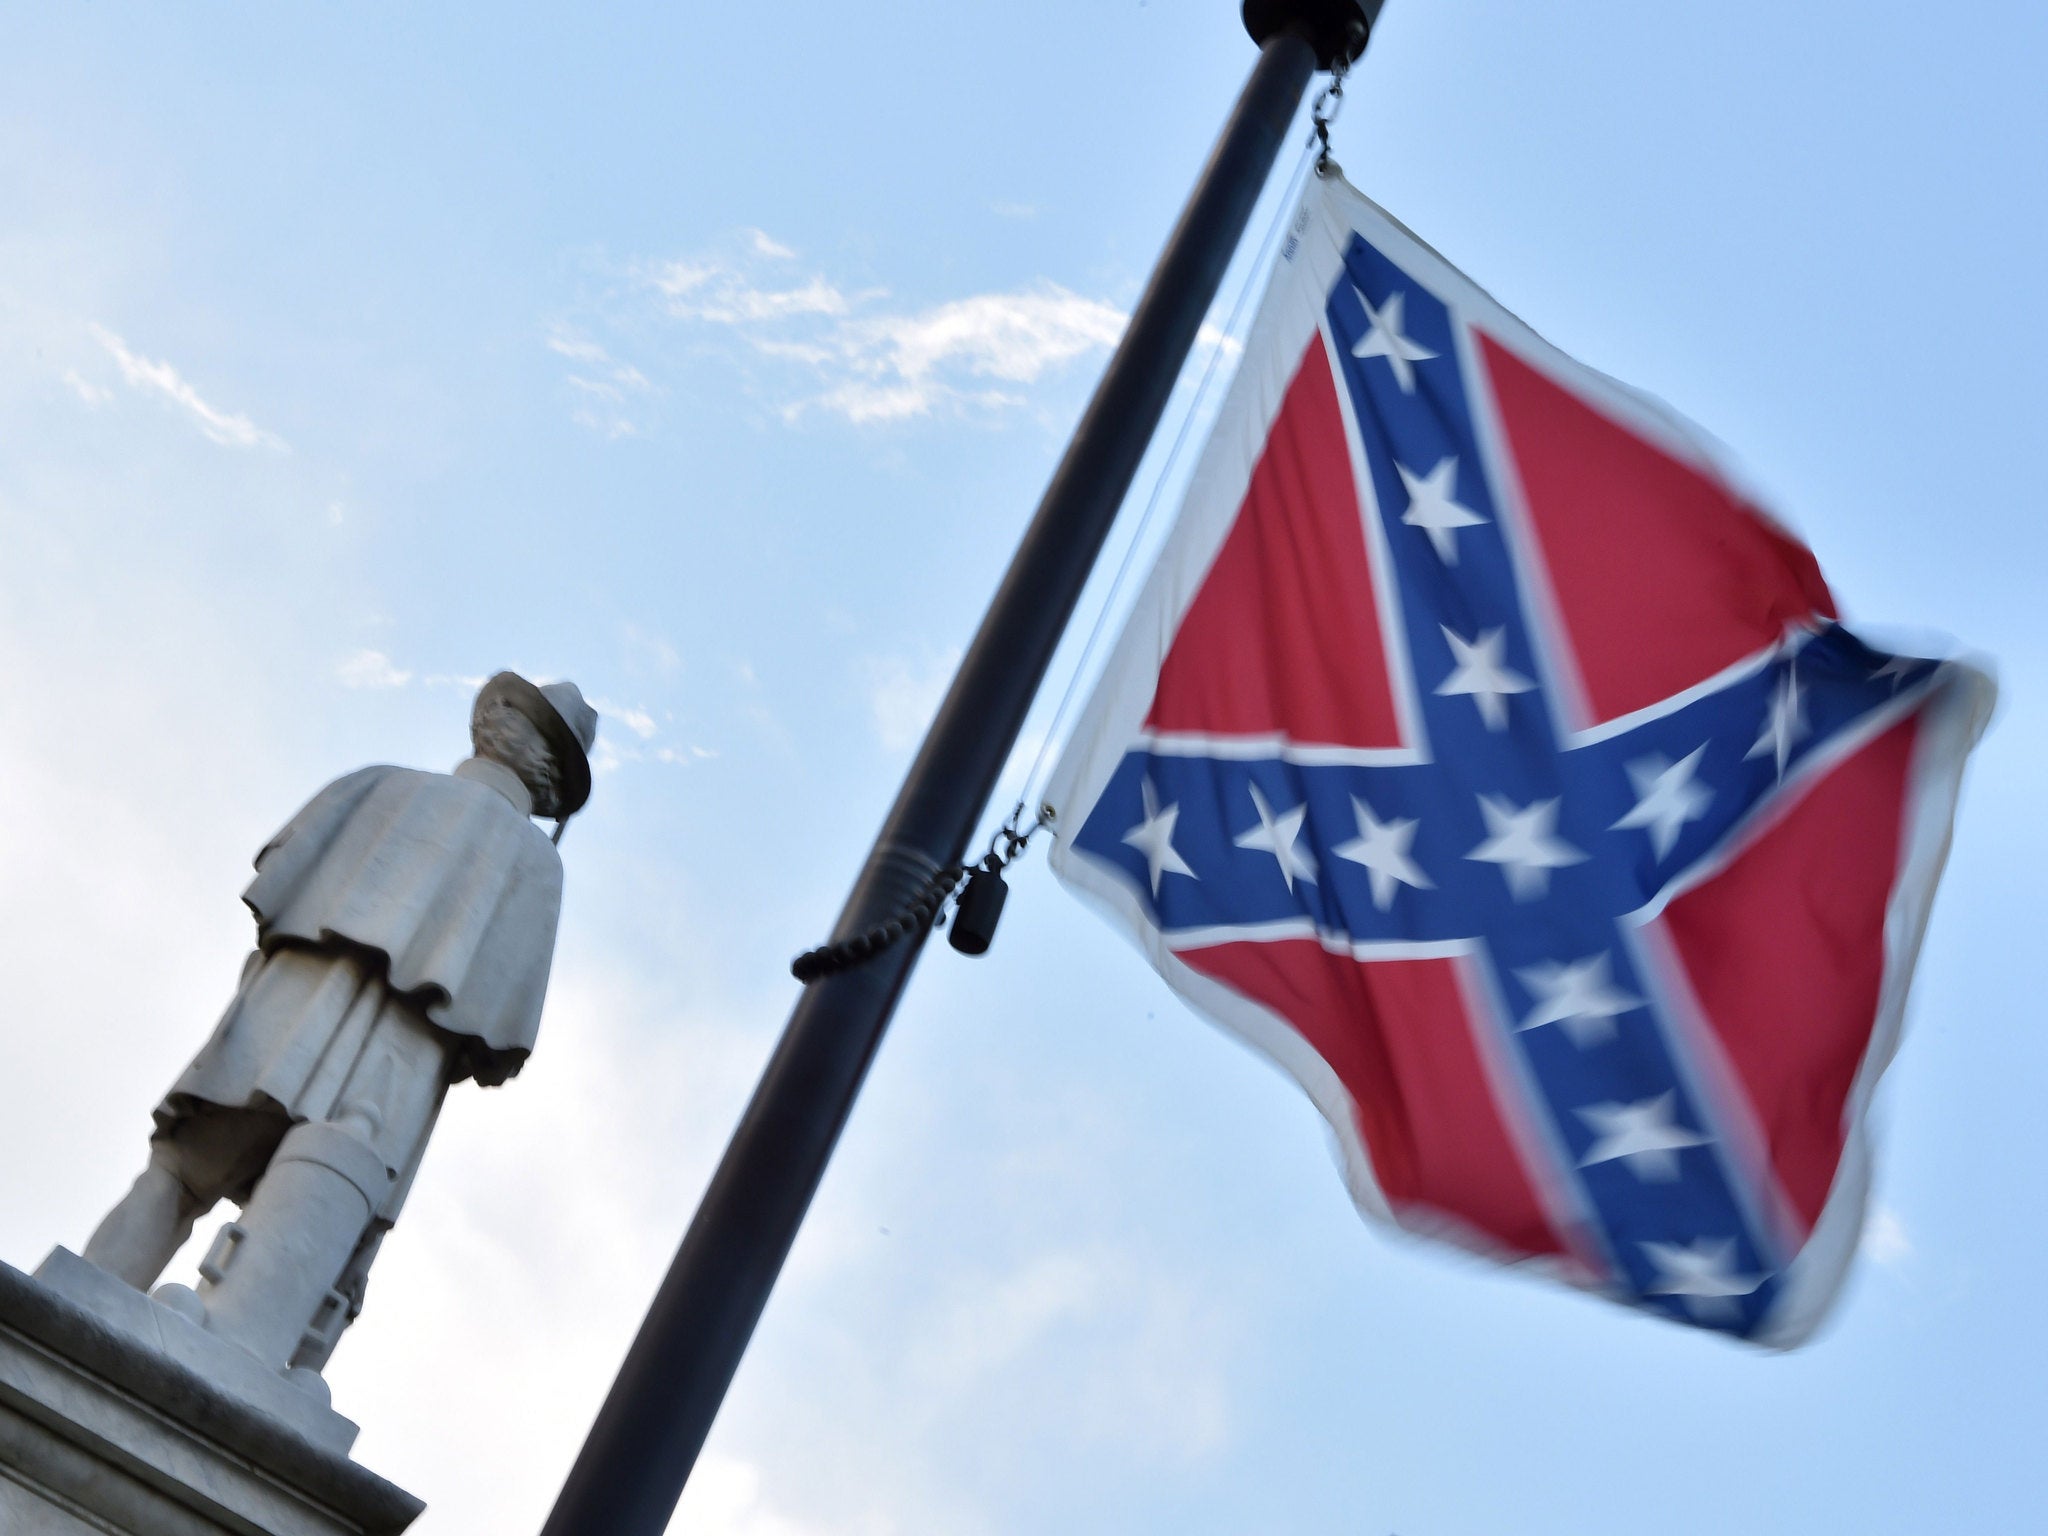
[161, 759, 565, 1215]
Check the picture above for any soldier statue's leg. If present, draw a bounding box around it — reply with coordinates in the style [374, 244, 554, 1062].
[81, 1102, 286, 1292]
[286, 1030, 449, 1373]
[195, 1113, 396, 1370]
[195, 999, 451, 1373]
[80, 1143, 212, 1290]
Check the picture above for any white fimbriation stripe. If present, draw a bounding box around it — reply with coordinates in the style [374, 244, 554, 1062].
[1052, 843, 1398, 1226]
[1320, 312, 1430, 760]
[1758, 660, 1995, 1346]
[1626, 671, 1943, 928]
[1133, 729, 1422, 767]
[1451, 306, 1597, 741]
[1311, 178, 1802, 547]
[1454, 951, 1616, 1288]
[1612, 667, 1973, 1333]
[1563, 631, 1795, 750]
[1621, 917, 1806, 1275]
[1161, 918, 1472, 962]
[1058, 830, 1601, 1287]
[1617, 657, 1996, 1346]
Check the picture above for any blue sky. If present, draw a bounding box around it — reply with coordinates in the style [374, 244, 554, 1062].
[1, 3, 2041, 1533]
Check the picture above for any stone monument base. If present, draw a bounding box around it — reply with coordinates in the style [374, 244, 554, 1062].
[0, 1252, 420, 1535]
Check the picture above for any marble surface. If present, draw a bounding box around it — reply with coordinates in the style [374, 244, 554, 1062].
[0, 1256, 420, 1535]
[33, 1248, 359, 1452]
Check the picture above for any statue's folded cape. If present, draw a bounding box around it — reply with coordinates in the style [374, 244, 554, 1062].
[242, 764, 564, 1082]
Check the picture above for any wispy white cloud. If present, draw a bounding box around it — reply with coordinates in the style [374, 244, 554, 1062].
[905, 1245, 1234, 1462]
[746, 228, 798, 261]
[591, 698, 659, 740]
[544, 328, 610, 365]
[622, 230, 1130, 425]
[545, 322, 655, 439]
[621, 622, 683, 677]
[335, 648, 413, 689]
[673, 1455, 832, 1536]
[850, 286, 1125, 383]
[89, 324, 286, 450]
[860, 646, 961, 753]
[62, 368, 112, 408]
[576, 694, 714, 772]
[329, 659, 702, 773]
[793, 283, 1122, 424]
[649, 262, 854, 325]
[916, 1251, 1101, 1385]
[546, 228, 1235, 438]
[1862, 1204, 1912, 1266]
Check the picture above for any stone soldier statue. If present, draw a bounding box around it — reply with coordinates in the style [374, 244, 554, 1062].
[80, 672, 597, 1384]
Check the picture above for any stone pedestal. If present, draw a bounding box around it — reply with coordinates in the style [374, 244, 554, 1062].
[0, 1253, 421, 1535]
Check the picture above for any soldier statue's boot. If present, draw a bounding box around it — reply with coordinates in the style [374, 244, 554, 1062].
[195, 1118, 396, 1373]
[289, 1220, 384, 1377]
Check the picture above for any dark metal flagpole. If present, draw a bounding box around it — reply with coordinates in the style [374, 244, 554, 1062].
[539, 6, 1380, 1533]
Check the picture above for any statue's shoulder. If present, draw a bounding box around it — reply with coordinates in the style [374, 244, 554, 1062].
[319, 762, 416, 802]
[264, 763, 557, 867]
[257, 765, 405, 860]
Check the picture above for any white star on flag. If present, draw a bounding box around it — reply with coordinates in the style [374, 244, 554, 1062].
[1869, 654, 1919, 691]
[1514, 950, 1643, 1044]
[1396, 455, 1488, 564]
[1576, 1092, 1709, 1179]
[1436, 626, 1535, 731]
[1121, 778, 1195, 897]
[1332, 795, 1432, 911]
[1641, 1237, 1764, 1322]
[1745, 667, 1808, 780]
[1611, 746, 1713, 861]
[1467, 794, 1585, 901]
[1234, 782, 1318, 893]
[1351, 287, 1438, 393]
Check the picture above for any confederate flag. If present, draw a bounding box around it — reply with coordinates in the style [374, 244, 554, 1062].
[1046, 169, 1992, 1344]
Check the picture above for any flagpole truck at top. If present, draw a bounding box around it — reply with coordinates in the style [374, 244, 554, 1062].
[539, 5, 1383, 1534]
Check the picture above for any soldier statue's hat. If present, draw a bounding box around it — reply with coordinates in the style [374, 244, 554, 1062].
[477, 671, 599, 823]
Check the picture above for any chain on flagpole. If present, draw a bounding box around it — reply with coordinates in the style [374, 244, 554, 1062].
[1311, 55, 1348, 170]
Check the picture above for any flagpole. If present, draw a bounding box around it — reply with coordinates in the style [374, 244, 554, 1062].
[539, 7, 1381, 1533]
